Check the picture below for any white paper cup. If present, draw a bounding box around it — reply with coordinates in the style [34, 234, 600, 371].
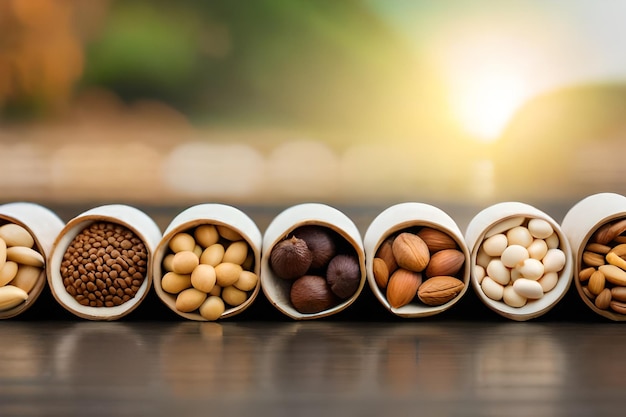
[465, 201, 573, 321]
[561, 192, 626, 320]
[47, 204, 162, 320]
[261, 203, 366, 320]
[0, 202, 64, 319]
[363, 202, 471, 318]
[152, 204, 262, 321]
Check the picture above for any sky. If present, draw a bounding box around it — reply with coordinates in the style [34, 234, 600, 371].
[367, 0, 626, 141]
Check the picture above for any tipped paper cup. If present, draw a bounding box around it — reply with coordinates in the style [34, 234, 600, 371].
[152, 204, 262, 321]
[47, 204, 162, 320]
[465, 201, 573, 321]
[0, 202, 64, 319]
[561, 192, 626, 320]
[261, 203, 366, 320]
[363, 202, 471, 318]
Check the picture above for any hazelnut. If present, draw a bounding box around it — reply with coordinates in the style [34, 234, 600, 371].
[269, 236, 313, 279]
[325, 254, 360, 299]
[290, 275, 336, 314]
[292, 225, 337, 269]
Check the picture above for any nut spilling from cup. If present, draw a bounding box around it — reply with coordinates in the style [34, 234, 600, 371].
[0, 223, 45, 311]
[269, 225, 361, 314]
[60, 222, 148, 308]
[372, 227, 466, 308]
[160, 224, 258, 321]
[474, 217, 566, 308]
[578, 219, 626, 314]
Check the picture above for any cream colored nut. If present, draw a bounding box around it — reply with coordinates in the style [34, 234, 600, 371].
[171, 251, 199, 275]
[503, 284, 527, 307]
[169, 233, 196, 253]
[9, 265, 41, 293]
[599, 264, 626, 286]
[579, 267, 595, 282]
[474, 265, 486, 284]
[0, 285, 28, 310]
[392, 233, 430, 272]
[588, 269, 606, 295]
[543, 248, 566, 273]
[215, 262, 243, 287]
[527, 239, 548, 260]
[507, 226, 533, 248]
[606, 251, 626, 271]
[222, 285, 248, 306]
[175, 288, 207, 312]
[200, 243, 225, 266]
[500, 245, 529, 268]
[217, 225, 242, 241]
[583, 251, 605, 267]
[485, 217, 524, 238]
[6, 246, 44, 267]
[162, 254, 175, 272]
[538, 271, 558, 292]
[545, 232, 559, 249]
[0, 261, 18, 287]
[190, 264, 216, 293]
[481, 276, 504, 301]
[518, 258, 544, 280]
[512, 278, 543, 299]
[0, 224, 34, 248]
[486, 259, 510, 286]
[161, 272, 192, 294]
[193, 244, 203, 258]
[510, 267, 522, 283]
[199, 295, 225, 320]
[222, 241, 249, 265]
[527, 218, 553, 239]
[194, 224, 219, 248]
[595, 288, 612, 310]
[475, 247, 492, 269]
[242, 251, 254, 271]
[234, 270, 258, 292]
[482, 234, 508, 257]
[0, 238, 6, 271]
[209, 284, 221, 296]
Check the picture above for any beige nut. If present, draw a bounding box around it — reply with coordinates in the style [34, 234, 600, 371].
[579, 267, 596, 282]
[582, 251, 605, 267]
[587, 269, 606, 295]
[606, 251, 626, 271]
[392, 233, 430, 272]
[595, 288, 612, 310]
[417, 276, 465, 306]
[599, 264, 626, 286]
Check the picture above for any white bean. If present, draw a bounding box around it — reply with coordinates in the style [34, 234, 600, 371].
[518, 258, 544, 280]
[513, 278, 544, 299]
[486, 259, 510, 286]
[528, 218, 553, 239]
[527, 239, 548, 260]
[474, 265, 486, 284]
[476, 247, 492, 269]
[482, 234, 508, 257]
[481, 276, 504, 301]
[542, 248, 566, 273]
[503, 284, 527, 307]
[500, 245, 529, 268]
[538, 271, 558, 292]
[545, 232, 560, 249]
[507, 226, 533, 247]
[485, 217, 525, 238]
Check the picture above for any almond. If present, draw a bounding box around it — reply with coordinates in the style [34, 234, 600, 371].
[417, 276, 464, 306]
[373, 257, 390, 289]
[386, 268, 422, 308]
[417, 227, 458, 253]
[376, 236, 397, 274]
[425, 249, 465, 278]
[592, 219, 626, 245]
[392, 233, 429, 272]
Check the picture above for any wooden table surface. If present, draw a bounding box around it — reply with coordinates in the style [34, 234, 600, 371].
[2, 202, 624, 416]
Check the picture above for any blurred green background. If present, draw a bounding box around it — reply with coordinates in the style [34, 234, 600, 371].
[1, 0, 625, 210]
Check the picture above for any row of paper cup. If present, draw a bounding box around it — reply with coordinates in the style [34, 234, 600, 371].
[1, 192, 625, 321]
